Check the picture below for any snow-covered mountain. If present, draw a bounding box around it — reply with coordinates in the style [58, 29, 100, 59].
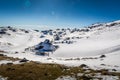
[0, 20, 120, 71]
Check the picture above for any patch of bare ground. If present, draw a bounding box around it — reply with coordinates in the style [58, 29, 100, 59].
[0, 62, 120, 80]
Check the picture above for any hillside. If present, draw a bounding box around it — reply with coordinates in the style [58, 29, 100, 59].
[0, 20, 120, 80]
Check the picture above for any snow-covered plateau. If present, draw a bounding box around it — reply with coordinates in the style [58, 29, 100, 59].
[0, 20, 120, 73]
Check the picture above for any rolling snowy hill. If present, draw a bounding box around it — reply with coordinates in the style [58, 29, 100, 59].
[0, 20, 120, 72]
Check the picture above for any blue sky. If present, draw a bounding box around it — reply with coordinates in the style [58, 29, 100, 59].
[0, 0, 120, 28]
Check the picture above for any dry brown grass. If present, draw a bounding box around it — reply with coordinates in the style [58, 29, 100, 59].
[0, 62, 64, 80]
[0, 57, 120, 80]
[0, 61, 88, 80]
[0, 54, 19, 61]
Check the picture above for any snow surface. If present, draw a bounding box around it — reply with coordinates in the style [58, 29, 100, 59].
[0, 60, 20, 65]
[55, 75, 119, 80]
[0, 76, 7, 80]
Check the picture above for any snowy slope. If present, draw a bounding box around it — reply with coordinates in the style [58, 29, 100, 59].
[0, 20, 120, 71]
[0, 27, 41, 52]
[52, 26, 120, 57]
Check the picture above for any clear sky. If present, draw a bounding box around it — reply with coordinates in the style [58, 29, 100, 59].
[0, 0, 120, 28]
